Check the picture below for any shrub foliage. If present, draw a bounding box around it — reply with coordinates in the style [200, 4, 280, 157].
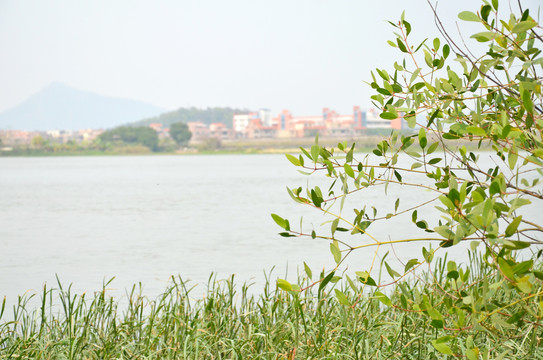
[169, 122, 192, 146]
[99, 126, 159, 151]
[274, 0, 543, 357]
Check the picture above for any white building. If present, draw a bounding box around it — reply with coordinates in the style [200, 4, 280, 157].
[233, 114, 251, 135]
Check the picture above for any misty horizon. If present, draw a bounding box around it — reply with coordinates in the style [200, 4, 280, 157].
[3, 0, 539, 117]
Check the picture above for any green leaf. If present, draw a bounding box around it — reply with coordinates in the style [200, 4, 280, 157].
[334, 289, 351, 306]
[319, 272, 335, 293]
[483, 198, 494, 226]
[346, 145, 354, 163]
[271, 214, 290, 231]
[424, 49, 433, 67]
[330, 242, 342, 264]
[481, 5, 491, 22]
[285, 153, 301, 166]
[513, 260, 533, 276]
[434, 225, 454, 240]
[376, 68, 390, 81]
[385, 262, 400, 278]
[405, 259, 419, 272]
[311, 144, 320, 163]
[331, 218, 339, 235]
[277, 279, 292, 292]
[470, 31, 496, 42]
[533, 271, 543, 280]
[459, 181, 468, 204]
[491, 0, 498, 11]
[311, 189, 323, 208]
[375, 291, 392, 306]
[427, 142, 439, 154]
[416, 220, 428, 229]
[489, 180, 501, 196]
[346, 275, 357, 293]
[447, 270, 459, 280]
[410, 68, 421, 83]
[427, 109, 439, 127]
[442, 44, 450, 59]
[356, 271, 377, 286]
[286, 187, 304, 204]
[427, 307, 444, 328]
[376, 88, 391, 96]
[300, 146, 311, 160]
[503, 240, 530, 250]
[512, 20, 537, 33]
[433, 38, 440, 51]
[509, 198, 531, 211]
[508, 149, 518, 169]
[469, 79, 480, 92]
[344, 163, 355, 178]
[505, 216, 522, 237]
[443, 132, 459, 140]
[380, 111, 398, 120]
[403, 19, 411, 36]
[407, 115, 417, 128]
[418, 128, 427, 149]
[303, 262, 312, 280]
[532, 149, 543, 159]
[396, 38, 408, 53]
[431, 340, 453, 355]
[466, 126, 486, 136]
[458, 11, 480, 22]
[498, 257, 515, 280]
[517, 275, 533, 293]
[522, 89, 534, 113]
[279, 232, 296, 237]
[394, 170, 402, 182]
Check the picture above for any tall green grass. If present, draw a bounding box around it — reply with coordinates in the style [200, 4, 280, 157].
[1, 254, 542, 359]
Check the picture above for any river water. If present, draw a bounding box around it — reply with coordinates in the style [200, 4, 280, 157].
[0, 154, 541, 303]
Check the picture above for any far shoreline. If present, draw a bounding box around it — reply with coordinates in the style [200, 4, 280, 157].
[1, 133, 495, 157]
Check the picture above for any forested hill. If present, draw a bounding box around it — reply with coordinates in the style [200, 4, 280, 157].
[131, 107, 250, 128]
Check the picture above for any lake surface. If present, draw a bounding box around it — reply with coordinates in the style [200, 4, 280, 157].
[1, 154, 541, 303]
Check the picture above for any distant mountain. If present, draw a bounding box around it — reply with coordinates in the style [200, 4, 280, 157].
[0, 82, 167, 131]
[132, 106, 251, 129]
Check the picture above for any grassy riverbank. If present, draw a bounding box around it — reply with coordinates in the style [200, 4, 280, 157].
[1, 133, 495, 157]
[0, 136, 387, 157]
[1, 254, 541, 359]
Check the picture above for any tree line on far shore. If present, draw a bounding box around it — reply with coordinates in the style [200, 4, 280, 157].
[2, 122, 192, 155]
[97, 122, 192, 152]
[133, 107, 247, 128]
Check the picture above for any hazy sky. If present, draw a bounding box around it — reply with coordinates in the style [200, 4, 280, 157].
[0, 0, 540, 116]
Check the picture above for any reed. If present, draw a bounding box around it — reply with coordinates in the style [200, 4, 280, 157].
[1, 255, 542, 359]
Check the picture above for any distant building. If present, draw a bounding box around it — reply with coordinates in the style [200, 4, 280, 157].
[209, 123, 235, 140]
[233, 114, 252, 137]
[187, 122, 210, 140]
[232, 106, 406, 139]
[0, 105, 407, 146]
[186, 122, 235, 141]
[0, 128, 104, 145]
[0, 130, 40, 145]
[149, 123, 170, 139]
